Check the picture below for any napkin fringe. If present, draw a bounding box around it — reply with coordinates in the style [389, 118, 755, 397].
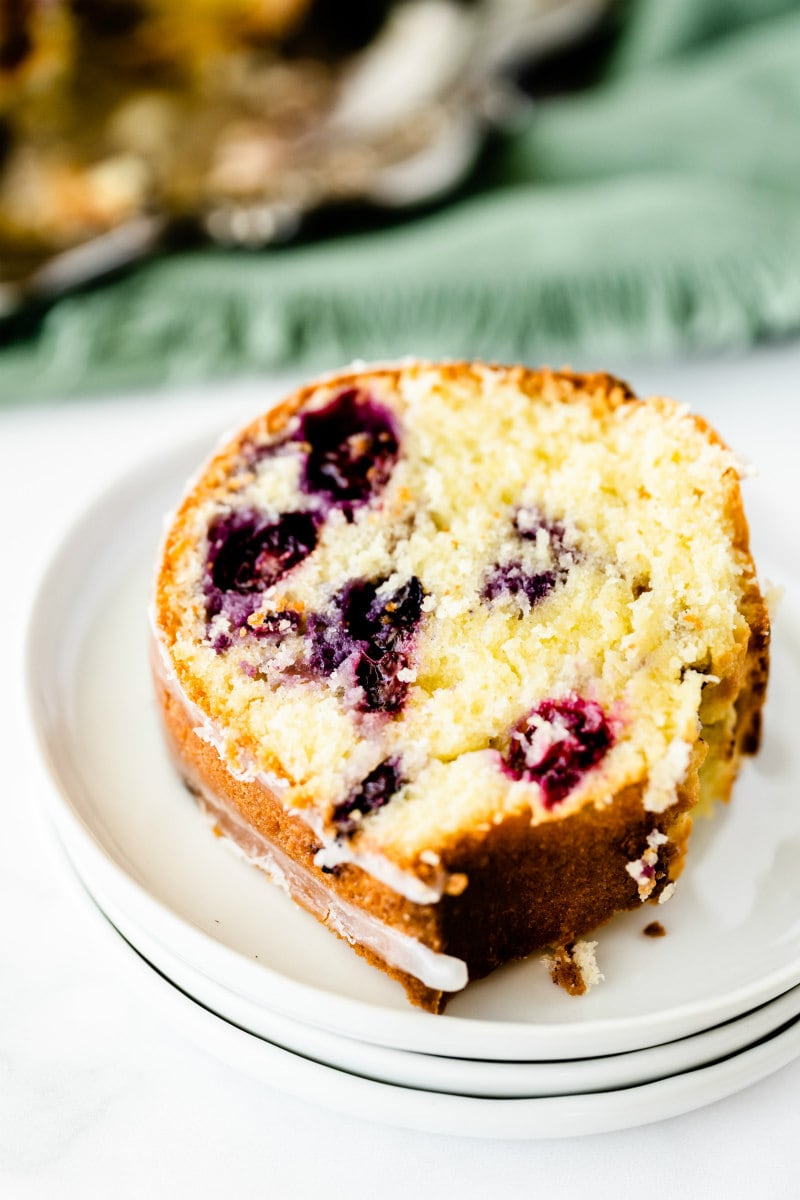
[8, 244, 799, 402]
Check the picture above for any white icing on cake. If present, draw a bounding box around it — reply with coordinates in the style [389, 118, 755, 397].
[193, 781, 467, 992]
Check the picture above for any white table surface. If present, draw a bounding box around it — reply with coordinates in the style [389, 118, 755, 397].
[3, 345, 800, 1198]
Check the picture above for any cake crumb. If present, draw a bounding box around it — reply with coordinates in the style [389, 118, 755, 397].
[626, 828, 669, 901]
[642, 740, 691, 813]
[543, 940, 603, 996]
[643, 921, 666, 938]
[764, 580, 784, 620]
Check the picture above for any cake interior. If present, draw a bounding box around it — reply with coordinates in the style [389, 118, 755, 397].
[155, 365, 763, 887]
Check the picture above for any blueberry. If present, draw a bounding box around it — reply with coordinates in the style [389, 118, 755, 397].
[333, 759, 402, 834]
[307, 576, 424, 713]
[483, 508, 573, 608]
[296, 389, 399, 510]
[346, 576, 424, 651]
[483, 563, 558, 606]
[503, 695, 613, 807]
[207, 509, 318, 596]
[204, 509, 317, 643]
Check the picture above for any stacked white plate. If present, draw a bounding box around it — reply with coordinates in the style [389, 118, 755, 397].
[28, 436, 800, 1140]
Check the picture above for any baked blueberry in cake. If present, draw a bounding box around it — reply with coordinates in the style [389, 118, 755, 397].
[152, 362, 770, 1011]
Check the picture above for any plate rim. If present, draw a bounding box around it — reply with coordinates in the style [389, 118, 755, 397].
[65, 848, 800, 1140]
[56, 818, 800, 1096]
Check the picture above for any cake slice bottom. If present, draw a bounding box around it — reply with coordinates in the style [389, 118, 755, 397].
[155, 659, 699, 1012]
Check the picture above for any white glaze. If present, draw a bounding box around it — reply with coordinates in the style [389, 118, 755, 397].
[309, 824, 441, 905]
[192, 779, 468, 993]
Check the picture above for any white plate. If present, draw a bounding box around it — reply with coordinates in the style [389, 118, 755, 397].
[28, 435, 800, 1062]
[65, 854, 800, 1139]
[60, 824, 800, 1098]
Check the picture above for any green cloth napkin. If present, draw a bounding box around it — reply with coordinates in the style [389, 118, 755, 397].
[2, 0, 800, 403]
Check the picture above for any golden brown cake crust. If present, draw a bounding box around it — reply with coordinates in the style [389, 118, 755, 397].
[153, 362, 770, 1011]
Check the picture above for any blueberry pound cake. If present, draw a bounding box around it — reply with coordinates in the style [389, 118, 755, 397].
[152, 363, 769, 1011]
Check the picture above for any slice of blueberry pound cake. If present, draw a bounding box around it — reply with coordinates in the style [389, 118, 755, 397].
[152, 363, 769, 1011]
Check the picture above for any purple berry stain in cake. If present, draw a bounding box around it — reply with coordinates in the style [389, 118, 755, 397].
[308, 575, 424, 713]
[483, 508, 573, 608]
[204, 508, 317, 648]
[333, 759, 403, 835]
[296, 388, 399, 511]
[483, 562, 558, 606]
[503, 695, 614, 808]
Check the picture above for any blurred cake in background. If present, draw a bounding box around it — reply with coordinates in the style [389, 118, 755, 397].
[0, 0, 331, 270]
[0, 0, 608, 300]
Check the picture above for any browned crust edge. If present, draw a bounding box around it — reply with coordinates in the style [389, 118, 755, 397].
[155, 646, 699, 1012]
